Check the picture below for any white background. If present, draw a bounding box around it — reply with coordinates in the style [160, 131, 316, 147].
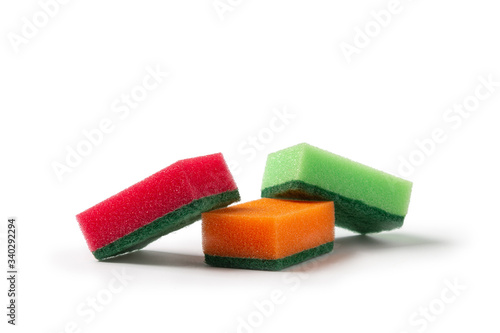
[1, 1, 499, 332]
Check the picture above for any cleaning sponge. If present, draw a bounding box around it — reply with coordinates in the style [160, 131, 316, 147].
[261, 143, 412, 234]
[77, 153, 240, 260]
[202, 198, 334, 270]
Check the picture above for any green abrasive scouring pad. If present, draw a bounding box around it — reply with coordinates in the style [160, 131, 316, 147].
[261, 143, 413, 234]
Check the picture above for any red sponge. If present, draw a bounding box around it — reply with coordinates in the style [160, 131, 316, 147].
[76, 153, 240, 260]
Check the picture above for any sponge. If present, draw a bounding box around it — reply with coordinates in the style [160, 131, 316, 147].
[202, 198, 334, 271]
[77, 153, 240, 260]
[261, 143, 412, 234]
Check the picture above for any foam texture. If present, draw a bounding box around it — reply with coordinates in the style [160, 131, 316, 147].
[261, 143, 413, 234]
[202, 198, 334, 270]
[77, 153, 240, 260]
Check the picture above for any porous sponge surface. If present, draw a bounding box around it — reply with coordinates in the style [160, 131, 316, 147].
[261, 143, 412, 216]
[93, 190, 240, 260]
[77, 153, 239, 258]
[202, 198, 334, 263]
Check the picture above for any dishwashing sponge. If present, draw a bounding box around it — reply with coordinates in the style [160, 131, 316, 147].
[261, 143, 412, 234]
[77, 153, 240, 260]
[202, 198, 334, 271]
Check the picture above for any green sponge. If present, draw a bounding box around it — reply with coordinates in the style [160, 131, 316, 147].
[261, 143, 413, 234]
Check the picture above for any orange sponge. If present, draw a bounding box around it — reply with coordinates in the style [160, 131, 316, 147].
[202, 198, 334, 270]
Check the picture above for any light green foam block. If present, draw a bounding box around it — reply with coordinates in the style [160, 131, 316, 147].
[261, 143, 413, 233]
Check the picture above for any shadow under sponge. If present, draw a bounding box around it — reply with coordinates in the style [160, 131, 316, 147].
[77, 153, 240, 260]
[202, 198, 334, 271]
[261, 143, 413, 234]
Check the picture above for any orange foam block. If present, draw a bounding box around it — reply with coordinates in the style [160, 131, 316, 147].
[202, 198, 334, 270]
